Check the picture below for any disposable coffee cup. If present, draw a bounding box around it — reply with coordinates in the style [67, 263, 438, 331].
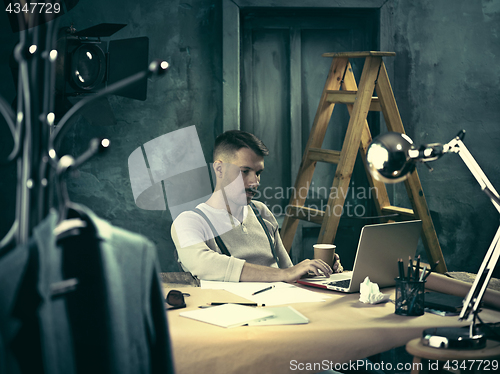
[313, 244, 336, 268]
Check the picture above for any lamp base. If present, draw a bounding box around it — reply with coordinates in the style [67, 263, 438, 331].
[422, 326, 486, 350]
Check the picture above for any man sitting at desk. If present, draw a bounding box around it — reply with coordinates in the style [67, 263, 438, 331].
[171, 130, 343, 282]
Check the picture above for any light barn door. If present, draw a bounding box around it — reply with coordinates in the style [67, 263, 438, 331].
[240, 9, 379, 264]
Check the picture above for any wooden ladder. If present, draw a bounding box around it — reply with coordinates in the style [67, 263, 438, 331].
[280, 51, 447, 273]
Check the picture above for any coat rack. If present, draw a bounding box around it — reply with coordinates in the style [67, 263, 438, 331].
[0, 9, 169, 251]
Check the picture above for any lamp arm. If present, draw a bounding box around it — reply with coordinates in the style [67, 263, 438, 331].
[444, 137, 500, 322]
[444, 137, 500, 214]
[484, 187, 500, 211]
[459, 226, 500, 322]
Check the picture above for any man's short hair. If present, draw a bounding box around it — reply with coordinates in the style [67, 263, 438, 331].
[213, 130, 269, 161]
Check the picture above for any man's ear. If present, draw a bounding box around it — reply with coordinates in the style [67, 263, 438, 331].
[213, 160, 224, 179]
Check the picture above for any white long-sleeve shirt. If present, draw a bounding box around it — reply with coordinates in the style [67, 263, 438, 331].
[171, 200, 293, 281]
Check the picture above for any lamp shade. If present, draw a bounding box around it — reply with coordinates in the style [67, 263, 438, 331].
[366, 132, 416, 183]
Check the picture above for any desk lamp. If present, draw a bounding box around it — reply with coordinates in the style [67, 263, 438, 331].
[366, 130, 500, 350]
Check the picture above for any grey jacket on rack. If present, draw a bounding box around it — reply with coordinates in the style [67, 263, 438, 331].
[0, 205, 174, 374]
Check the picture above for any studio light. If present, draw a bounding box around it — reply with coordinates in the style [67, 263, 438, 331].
[55, 23, 150, 125]
[70, 43, 106, 90]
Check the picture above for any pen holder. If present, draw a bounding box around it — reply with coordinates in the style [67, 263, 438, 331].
[395, 279, 426, 316]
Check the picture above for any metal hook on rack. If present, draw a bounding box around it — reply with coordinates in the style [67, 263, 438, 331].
[54, 138, 110, 222]
[52, 138, 110, 241]
[47, 59, 170, 158]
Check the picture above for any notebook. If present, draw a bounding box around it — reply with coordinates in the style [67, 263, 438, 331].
[179, 303, 275, 328]
[297, 220, 422, 293]
[424, 291, 465, 313]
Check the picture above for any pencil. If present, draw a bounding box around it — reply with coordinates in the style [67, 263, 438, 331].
[407, 256, 413, 281]
[398, 258, 405, 280]
[423, 260, 440, 281]
[415, 255, 421, 280]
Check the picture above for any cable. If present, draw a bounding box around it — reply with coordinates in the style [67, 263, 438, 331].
[477, 314, 500, 341]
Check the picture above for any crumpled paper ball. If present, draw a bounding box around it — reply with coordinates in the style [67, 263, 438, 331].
[359, 276, 391, 304]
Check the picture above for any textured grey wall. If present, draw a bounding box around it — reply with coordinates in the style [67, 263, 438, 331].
[390, 0, 500, 276]
[1, 0, 499, 276]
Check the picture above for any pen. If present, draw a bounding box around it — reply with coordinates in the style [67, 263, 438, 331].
[419, 265, 427, 282]
[210, 302, 260, 306]
[198, 302, 265, 308]
[252, 285, 275, 295]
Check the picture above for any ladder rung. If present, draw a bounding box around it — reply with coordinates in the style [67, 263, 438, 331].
[381, 206, 416, 219]
[326, 90, 381, 111]
[322, 51, 396, 58]
[286, 205, 324, 225]
[308, 148, 341, 164]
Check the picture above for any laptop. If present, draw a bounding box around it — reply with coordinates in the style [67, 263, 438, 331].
[297, 220, 422, 293]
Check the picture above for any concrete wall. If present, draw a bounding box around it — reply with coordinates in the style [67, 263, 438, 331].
[1, 0, 499, 276]
[390, 0, 500, 276]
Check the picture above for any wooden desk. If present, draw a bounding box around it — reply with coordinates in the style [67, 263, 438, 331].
[165, 286, 500, 374]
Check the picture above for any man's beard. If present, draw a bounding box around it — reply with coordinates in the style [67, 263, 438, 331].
[246, 187, 258, 202]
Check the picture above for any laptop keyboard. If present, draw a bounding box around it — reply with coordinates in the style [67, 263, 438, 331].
[327, 279, 351, 289]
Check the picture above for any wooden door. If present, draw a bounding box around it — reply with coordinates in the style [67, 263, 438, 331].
[239, 8, 380, 264]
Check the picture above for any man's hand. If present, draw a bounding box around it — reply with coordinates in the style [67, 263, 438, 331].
[332, 253, 343, 273]
[282, 259, 333, 283]
[239, 254, 343, 282]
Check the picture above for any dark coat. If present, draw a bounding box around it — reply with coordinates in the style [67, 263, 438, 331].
[0, 205, 174, 374]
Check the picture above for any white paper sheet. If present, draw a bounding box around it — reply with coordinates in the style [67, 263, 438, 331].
[180, 303, 275, 328]
[201, 281, 331, 306]
[247, 306, 309, 326]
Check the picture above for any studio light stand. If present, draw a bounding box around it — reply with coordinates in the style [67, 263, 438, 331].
[367, 130, 500, 350]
